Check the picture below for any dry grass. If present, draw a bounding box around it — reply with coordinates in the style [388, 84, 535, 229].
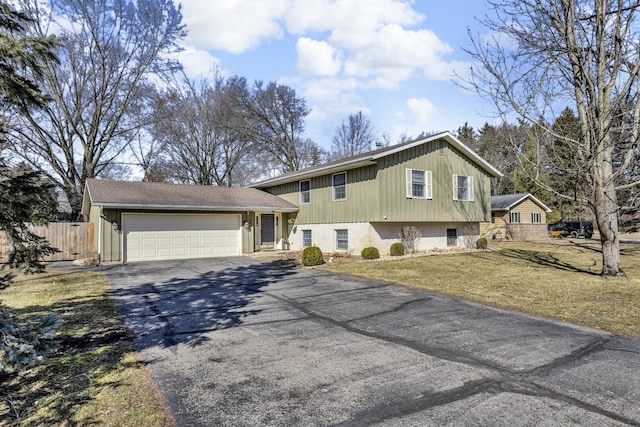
[0, 269, 174, 426]
[320, 239, 640, 336]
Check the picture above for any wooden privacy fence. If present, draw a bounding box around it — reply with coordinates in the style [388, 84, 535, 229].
[0, 222, 95, 263]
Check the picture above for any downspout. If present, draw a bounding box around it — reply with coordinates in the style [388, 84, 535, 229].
[98, 206, 103, 264]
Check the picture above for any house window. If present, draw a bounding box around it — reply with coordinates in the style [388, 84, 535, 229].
[453, 174, 474, 201]
[531, 212, 542, 223]
[447, 228, 457, 247]
[336, 229, 348, 250]
[406, 169, 432, 199]
[299, 180, 310, 204]
[333, 172, 346, 201]
[302, 230, 312, 247]
[510, 211, 521, 223]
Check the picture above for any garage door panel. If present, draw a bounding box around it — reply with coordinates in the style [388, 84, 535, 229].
[124, 214, 241, 262]
[172, 237, 186, 245]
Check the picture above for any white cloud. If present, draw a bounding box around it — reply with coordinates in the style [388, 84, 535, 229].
[179, 0, 288, 54]
[285, 0, 422, 41]
[303, 78, 359, 103]
[172, 47, 222, 79]
[407, 98, 437, 126]
[343, 24, 457, 85]
[296, 38, 342, 76]
[174, 1, 477, 145]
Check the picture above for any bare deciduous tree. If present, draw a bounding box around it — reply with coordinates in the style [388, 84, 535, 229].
[330, 111, 375, 159]
[465, 0, 640, 277]
[241, 81, 320, 174]
[6, 0, 185, 218]
[152, 73, 253, 186]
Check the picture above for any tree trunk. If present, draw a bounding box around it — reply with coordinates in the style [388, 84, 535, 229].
[594, 145, 625, 278]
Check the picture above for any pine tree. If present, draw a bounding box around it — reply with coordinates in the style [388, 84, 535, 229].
[0, 1, 61, 375]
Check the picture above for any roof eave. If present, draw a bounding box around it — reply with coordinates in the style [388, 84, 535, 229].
[526, 194, 553, 212]
[251, 131, 502, 188]
[250, 159, 378, 188]
[492, 193, 552, 212]
[92, 202, 299, 212]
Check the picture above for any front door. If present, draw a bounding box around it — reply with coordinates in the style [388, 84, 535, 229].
[260, 214, 275, 249]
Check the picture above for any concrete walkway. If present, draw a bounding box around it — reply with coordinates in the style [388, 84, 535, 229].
[100, 257, 640, 426]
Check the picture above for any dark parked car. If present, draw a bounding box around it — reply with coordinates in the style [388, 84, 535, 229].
[549, 221, 594, 239]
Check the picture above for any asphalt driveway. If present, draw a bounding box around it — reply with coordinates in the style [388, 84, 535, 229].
[101, 257, 640, 426]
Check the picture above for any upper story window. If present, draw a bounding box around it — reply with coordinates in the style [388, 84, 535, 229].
[510, 211, 521, 223]
[453, 174, 474, 202]
[299, 180, 310, 204]
[531, 212, 542, 223]
[333, 172, 346, 201]
[406, 169, 432, 199]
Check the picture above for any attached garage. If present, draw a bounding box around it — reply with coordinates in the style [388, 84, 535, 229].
[123, 213, 241, 262]
[82, 179, 299, 263]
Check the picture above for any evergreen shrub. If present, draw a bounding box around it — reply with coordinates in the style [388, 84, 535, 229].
[302, 246, 324, 266]
[390, 242, 405, 256]
[361, 247, 380, 259]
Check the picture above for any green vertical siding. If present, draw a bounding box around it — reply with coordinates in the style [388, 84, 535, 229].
[266, 165, 379, 224]
[101, 209, 122, 262]
[242, 211, 255, 254]
[378, 142, 491, 222]
[264, 138, 493, 224]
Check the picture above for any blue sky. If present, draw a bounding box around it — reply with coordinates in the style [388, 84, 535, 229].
[175, 0, 497, 150]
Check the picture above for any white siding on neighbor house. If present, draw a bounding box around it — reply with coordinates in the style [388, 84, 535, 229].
[123, 213, 241, 262]
[286, 222, 480, 255]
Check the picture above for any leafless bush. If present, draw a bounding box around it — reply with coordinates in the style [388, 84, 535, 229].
[399, 226, 422, 254]
[461, 224, 478, 248]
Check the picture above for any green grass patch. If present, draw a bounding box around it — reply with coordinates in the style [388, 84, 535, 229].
[321, 240, 640, 336]
[0, 269, 174, 426]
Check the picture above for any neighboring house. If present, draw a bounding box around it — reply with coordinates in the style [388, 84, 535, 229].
[82, 179, 298, 262]
[481, 193, 552, 241]
[252, 131, 503, 254]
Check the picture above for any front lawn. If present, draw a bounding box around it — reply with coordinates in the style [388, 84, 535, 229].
[321, 240, 640, 336]
[0, 269, 174, 426]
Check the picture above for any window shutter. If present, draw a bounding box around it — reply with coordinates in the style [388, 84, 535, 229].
[469, 176, 474, 201]
[426, 171, 432, 199]
[452, 174, 458, 200]
[406, 168, 413, 198]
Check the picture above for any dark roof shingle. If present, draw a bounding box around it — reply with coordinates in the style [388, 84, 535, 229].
[84, 179, 298, 212]
[491, 193, 551, 212]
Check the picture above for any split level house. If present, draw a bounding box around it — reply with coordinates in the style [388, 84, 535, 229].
[82, 131, 503, 263]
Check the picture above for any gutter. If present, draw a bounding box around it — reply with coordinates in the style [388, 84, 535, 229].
[93, 202, 300, 213]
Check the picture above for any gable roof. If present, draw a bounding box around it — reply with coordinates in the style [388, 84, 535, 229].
[82, 179, 299, 214]
[250, 131, 503, 188]
[491, 193, 552, 212]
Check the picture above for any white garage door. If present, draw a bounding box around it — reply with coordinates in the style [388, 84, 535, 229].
[124, 213, 241, 262]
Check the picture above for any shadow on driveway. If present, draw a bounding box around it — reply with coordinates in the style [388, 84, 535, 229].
[102, 258, 297, 350]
